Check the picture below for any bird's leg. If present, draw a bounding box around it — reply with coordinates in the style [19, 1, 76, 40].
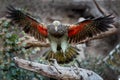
[61, 39, 68, 58]
[50, 41, 57, 53]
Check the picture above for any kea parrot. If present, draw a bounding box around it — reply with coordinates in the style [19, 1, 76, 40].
[7, 6, 114, 63]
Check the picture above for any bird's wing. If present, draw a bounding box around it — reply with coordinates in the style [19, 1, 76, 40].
[68, 15, 114, 44]
[7, 6, 48, 42]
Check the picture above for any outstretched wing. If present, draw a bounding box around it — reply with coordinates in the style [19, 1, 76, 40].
[68, 15, 114, 43]
[6, 6, 48, 42]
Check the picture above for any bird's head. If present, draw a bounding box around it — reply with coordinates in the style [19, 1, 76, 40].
[52, 20, 61, 31]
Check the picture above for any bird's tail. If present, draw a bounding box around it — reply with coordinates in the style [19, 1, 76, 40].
[44, 46, 79, 64]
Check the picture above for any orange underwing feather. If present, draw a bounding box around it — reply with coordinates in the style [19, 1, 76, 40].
[37, 24, 48, 36]
[68, 15, 114, 44]
[68, 20, 92, 37]
[7, 5, 48, 41]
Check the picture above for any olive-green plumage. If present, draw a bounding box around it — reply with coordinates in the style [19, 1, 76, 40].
[44, 46, 78, 63]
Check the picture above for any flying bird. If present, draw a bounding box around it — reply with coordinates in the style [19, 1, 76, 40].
[6, 6, 114, 63]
